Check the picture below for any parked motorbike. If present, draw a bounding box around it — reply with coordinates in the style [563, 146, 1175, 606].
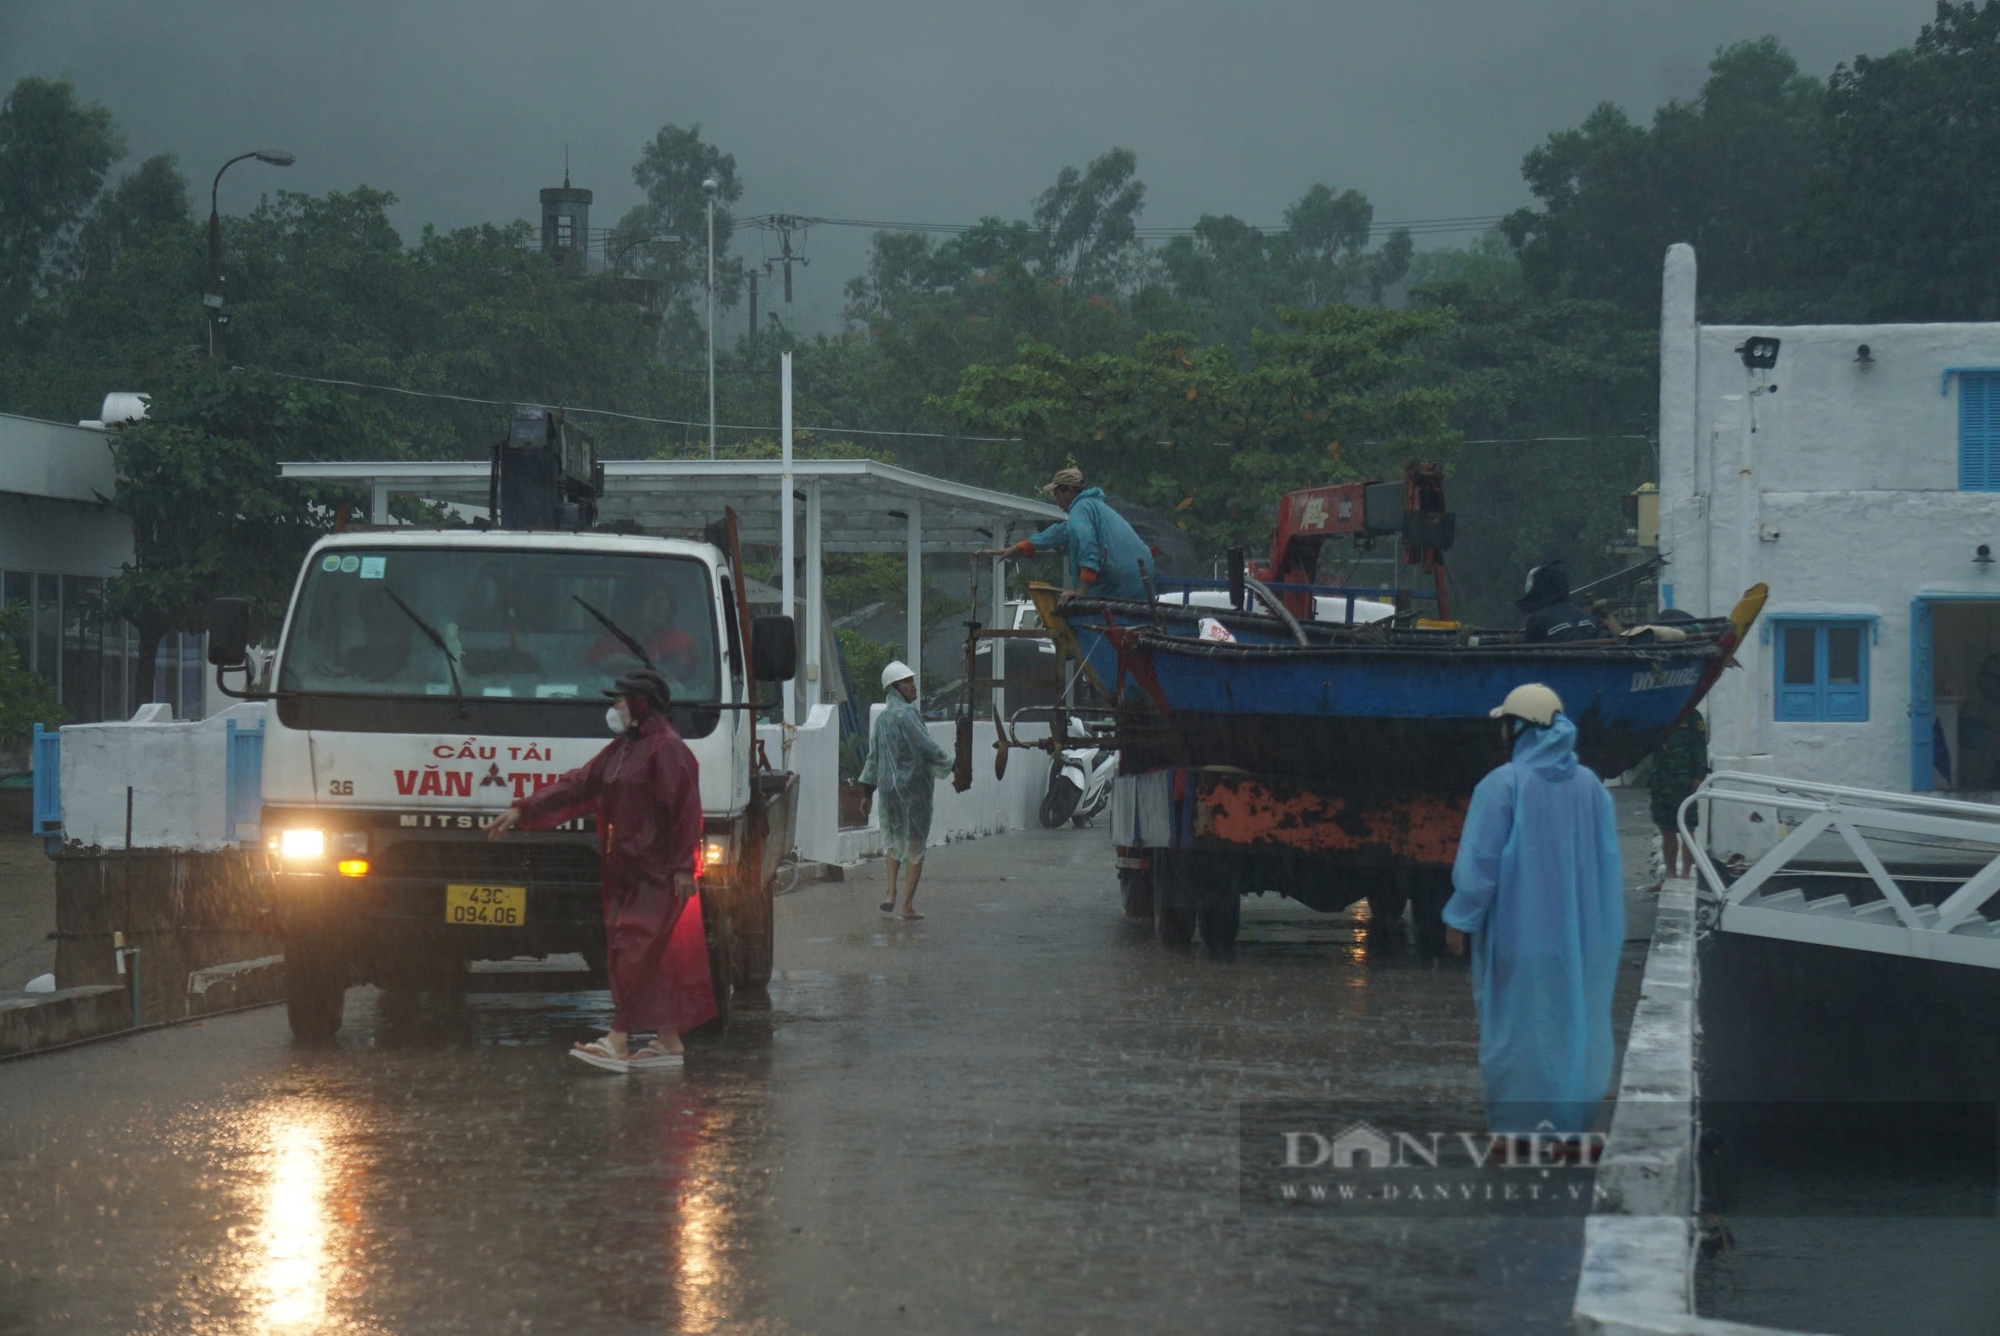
[1040, 732, 1118, 829]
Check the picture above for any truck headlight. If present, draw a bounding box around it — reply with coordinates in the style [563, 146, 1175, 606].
[278, 828, 326, 860]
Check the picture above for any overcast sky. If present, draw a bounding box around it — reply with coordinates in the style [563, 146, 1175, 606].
[1, 1, 1940, 332]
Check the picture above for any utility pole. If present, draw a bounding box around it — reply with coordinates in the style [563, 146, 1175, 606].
[768, 215, 809, 332]
[703, 176, 718, 460]
[748, 271, 758, 343]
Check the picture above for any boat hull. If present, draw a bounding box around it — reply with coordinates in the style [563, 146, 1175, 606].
[1120, 639, 1713, 784]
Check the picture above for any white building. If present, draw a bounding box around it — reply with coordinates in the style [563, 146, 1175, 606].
[1657, 243, 2000, 800]
[1, 408, 212, 730]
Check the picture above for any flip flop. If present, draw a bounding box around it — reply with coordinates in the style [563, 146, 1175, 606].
[898, 911, 925, 921]
[627, 1040, 685, 1070]
[568, 1038, 630, 1073]
[879, 900, 896, 916]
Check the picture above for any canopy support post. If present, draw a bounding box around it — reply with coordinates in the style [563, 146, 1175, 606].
[906, 499, 923, 700]
[780, 352, 797, 727]
[805, 478, 823, 715]
[991, 524, 1007, 724]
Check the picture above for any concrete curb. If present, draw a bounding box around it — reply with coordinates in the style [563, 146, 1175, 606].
[186, 954, 286, 1015]
[0, 984, 129, 1056]
[1572, 883, 1829, 1336]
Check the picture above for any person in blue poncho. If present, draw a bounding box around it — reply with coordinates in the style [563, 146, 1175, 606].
[987, 467, 1155, 603]
[859, 660, 954, 921]
[1443, 683, 1625, 1140]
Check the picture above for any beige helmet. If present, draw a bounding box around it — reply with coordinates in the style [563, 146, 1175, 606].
[1489, 683, 1564, 728]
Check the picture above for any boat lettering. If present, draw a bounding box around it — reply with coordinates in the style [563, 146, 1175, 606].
[1631, 666, 1701, 692]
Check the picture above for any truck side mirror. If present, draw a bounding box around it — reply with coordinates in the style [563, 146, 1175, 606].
[751, 614, 797, 682]
[208, 598, 251, 667]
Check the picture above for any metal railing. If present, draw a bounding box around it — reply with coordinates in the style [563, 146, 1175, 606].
[1680, 770, 2000, 968]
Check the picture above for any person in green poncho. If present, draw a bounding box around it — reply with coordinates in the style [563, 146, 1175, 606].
[860, 660, 954, 921]
[1649, 711, 1709, 884]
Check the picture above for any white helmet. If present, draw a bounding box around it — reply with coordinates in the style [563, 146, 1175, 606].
[881, 660, 916, 690]
[1489, 683, 1564, 728]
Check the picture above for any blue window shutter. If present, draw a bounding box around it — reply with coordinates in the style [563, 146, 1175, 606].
[1774, 623, 1820, 720]
[1772, 619, 1871, 722]
[1821, 624, 1868, 720]
[1963, 373, 2000, 491]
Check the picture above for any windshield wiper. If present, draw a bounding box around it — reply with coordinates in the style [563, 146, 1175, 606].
[382, 587, 466, 716]
[572, 595, 656, 671]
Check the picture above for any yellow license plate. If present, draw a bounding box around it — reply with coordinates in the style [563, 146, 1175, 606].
[445, 884, 526, 926]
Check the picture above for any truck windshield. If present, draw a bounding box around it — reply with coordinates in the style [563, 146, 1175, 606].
[277, 548, 721, 705]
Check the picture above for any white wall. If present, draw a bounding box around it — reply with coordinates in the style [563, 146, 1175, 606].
[0, 413, 118, 504]
[58, 703, 266, 851]
[1657, 244, 2000, 817]
[831, 706, 1051, 864]
[0, 414, 131, 576]
[759, 704, 842, 865]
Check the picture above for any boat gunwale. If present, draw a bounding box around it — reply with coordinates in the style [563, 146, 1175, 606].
[1055, 594, 1732, 655]
[1114, 627, 1726, 666]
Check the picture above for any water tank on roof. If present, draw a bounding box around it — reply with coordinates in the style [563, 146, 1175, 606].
[78, 392, 150, 429]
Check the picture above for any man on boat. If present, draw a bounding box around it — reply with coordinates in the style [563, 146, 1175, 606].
[1443, 683, 1624, 1141]
[986, 467, 1155, 603]
[1516, 560, 1604, 642]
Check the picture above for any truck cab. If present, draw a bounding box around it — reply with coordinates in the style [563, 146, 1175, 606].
[214, 525, 795, 1040]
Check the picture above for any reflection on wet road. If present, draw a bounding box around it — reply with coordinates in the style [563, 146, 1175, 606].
[1, 826, 1623, 1334]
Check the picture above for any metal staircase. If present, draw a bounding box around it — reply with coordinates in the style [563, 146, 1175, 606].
[1683, 771, 2000, 968]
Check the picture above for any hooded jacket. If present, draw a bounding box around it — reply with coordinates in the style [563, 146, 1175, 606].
[516, 709, 703, 892]
[1442, 714, 1625, 1133]
[1024, 486, 1155, 602]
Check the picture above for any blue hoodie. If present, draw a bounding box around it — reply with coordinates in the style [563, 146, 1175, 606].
[1026, 486, 1154, 602]
[1443, 714, 1625, 1134]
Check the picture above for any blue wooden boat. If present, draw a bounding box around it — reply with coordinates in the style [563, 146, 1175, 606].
[1035, 584, 1765, 790]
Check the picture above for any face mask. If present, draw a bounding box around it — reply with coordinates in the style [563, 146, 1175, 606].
[605, 705, 627, 735]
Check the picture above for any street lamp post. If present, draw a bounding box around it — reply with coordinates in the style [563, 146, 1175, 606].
[207, 149, 296, 357]
[703, 176, 718, 460]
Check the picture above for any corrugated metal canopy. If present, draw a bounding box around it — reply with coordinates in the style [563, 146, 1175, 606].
[277, 457, 1062, 552]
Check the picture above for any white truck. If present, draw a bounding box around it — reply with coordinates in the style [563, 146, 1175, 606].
[207, 407, 798, 1040]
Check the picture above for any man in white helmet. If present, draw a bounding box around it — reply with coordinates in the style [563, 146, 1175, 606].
[859, 661, 953, 920]
[1443, 683, 1624, 1146]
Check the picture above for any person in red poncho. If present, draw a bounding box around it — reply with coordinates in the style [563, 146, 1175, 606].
[486, 667, 711, 1071]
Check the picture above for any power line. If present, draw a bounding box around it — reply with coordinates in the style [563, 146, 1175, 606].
[592, 211, 1510, 246]
[731, 212, 1509, 241]
[254, 368, 1021, 444]
[259, 368, 1644, 452]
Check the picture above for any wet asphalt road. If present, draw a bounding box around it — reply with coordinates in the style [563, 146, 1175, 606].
[1, 819, 1653, 1335]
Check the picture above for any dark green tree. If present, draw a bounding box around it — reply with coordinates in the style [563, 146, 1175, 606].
[104, 364, 371, 700]
[612, 123, 745, 362]
[1155, 184, 1412, 351]
[1798, 1, 2000, 320]
[1504, 38, 1825, 317]
[0, 602, 66, 752]
[938, 305, 1458, 559]
[1032, 147, 1146, 293]
[0, 75, 122, 334]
